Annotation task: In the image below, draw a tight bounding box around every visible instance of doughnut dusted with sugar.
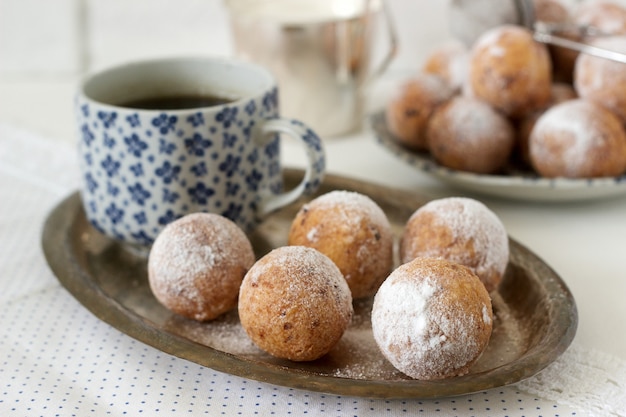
[575,35,626,123]
[148,212,255,322]
[469,25,552,118]
[400,197,509,293]
[529,98,626,178]
[288,190,393,299]
[238,246,353,362]
[426,95,515,174]
[385,73,454,151]
[372,257,493,380]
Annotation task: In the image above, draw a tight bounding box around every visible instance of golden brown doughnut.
[400,197,509,293]
[148,213,255,321]
[426,96,515,174]
[516,82,577,165]
[422,41,470,92]
[288,190,393,299]
[574,35,626,123]
[238,246,353,361]
[574,1,626,35]
[534,0,570,23]
[385,73,455,150]
[372,257,493,380]
[529,98,626,178]
[533,0,577,82]
[469,25,552,118]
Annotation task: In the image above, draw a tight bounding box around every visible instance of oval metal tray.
[41,169,577,399]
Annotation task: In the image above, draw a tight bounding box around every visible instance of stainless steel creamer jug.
[226,0,397,137]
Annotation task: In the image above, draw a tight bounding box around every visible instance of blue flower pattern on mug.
[125,133,148,157]
[152,114,177,134]
[98,111,117,128]
[187,112,204,127]
[184,133,212,156]
[155,161,181,184]
[81,124,95,147]
[216,107,238,128]
[77,85,322,245]
[159,138,176,155]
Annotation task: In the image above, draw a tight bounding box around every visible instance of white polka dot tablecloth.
[1,123,625,417]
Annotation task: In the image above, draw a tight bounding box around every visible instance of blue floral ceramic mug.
[76,57,325,246]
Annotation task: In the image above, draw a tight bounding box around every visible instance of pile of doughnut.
[386,0,626,178]
[147,190,509,380]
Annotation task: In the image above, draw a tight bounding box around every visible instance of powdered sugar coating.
[148,212,255,321]
[422,41,470,92]
[574,1,626,35]
[529,99,626,178]
[469,25,552,118]
[400,197,509,293]
[575,35,626,122]
[426,96,515,174]
[372,257,493,380]
[385,73,455,150]
[288,190,393,299]
[238,246,353,361]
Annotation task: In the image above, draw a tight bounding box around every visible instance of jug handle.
[361,0,398,89]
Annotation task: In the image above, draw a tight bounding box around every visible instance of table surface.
[1,74,626,416]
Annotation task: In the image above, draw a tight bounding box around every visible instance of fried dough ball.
[529,99,626,178]
[385,73,455,150]
[469,25,552,118]
[288,190,393,299]
[574,1,626,35]
[426,96,515,174]
[148,213,255,321]
[422,41,470,92]
[534,0,570,23]
[372,257,493,380]
[400,197,509,293]
[516,83,577,165]
[533,0,577,82]
[574,35,626,123]
[238,246,353,361]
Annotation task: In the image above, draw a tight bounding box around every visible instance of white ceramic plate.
[370,110,626,202]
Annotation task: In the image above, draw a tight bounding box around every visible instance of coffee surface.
[118,94,235,110]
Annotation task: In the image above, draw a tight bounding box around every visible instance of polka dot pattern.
[0,287,581,416]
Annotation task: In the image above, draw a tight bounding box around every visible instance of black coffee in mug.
[118,94,236,110]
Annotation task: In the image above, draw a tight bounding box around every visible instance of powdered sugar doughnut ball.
[533,0,576,82]
[148,213,256,321]
[426,96,515,174]
[400,197,509,293]
[238,246,353,361]
[372,257,493,380]
[469,25,552,118]
[422,41,469,92]
[534,0,570,23]
[575,35,626,122]
[529,99,626,178]
[288,190,393,299]
[574,1,626,35]
[516,83,577,165]
[385,73,455,150]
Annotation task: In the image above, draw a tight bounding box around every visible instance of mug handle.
[254,118,326,217]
